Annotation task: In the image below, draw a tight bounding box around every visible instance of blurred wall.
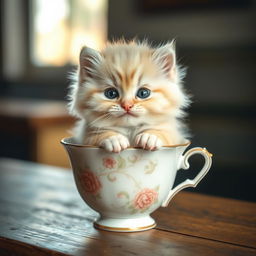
[107,0,256,201]
[108,0,255,48]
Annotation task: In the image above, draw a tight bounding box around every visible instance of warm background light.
[32,0,107,66]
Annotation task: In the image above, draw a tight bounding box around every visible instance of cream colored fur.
[68,40,191,152]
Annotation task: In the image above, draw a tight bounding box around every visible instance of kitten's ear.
[79,46,102,82]
[153,41,177,81]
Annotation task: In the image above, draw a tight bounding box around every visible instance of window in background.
[31,0,107,66]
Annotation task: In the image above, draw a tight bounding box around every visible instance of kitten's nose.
[121,102,133,112]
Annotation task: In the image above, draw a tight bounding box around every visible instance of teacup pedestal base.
[94,216,156,232]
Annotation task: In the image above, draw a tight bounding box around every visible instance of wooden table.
[0,158,255,256]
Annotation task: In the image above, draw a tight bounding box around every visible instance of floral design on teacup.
[78,154,159,213]
[99,155,157,179]
[98,155,157,188]
[117,186,159,214]
[79,169,102,195]
[103,157,117,169]
[134,188,158,210]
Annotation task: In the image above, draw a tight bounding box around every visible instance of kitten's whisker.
[92,113,113,142]
[87,113,110,127]
[91,113,113,136]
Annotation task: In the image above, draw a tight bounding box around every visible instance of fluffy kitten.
[68,40,190,152]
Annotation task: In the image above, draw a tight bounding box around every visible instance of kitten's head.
[69,40,190,127]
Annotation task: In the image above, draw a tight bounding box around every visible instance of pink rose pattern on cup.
[79,155,159,213]
[103,157,116,169]
[79,169,102,195]
[134,188,158,210]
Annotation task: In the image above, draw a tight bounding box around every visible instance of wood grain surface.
[153,192,256,248]
[0,158,255,256]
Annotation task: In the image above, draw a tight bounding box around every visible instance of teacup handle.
[161,147,212,207]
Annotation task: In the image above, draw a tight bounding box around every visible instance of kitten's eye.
[104,88,119,99]
[136,88,151,99]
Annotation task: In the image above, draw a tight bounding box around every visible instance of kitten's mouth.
[121,112,137,117]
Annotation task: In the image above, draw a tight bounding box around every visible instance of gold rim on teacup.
[61,137,191,149]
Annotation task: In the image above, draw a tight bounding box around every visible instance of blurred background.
[0,0,255,201]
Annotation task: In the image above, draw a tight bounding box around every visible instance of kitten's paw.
[100,134,130,153]
[135,133,163,151]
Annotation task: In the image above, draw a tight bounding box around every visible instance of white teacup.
[61,137,212,232]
